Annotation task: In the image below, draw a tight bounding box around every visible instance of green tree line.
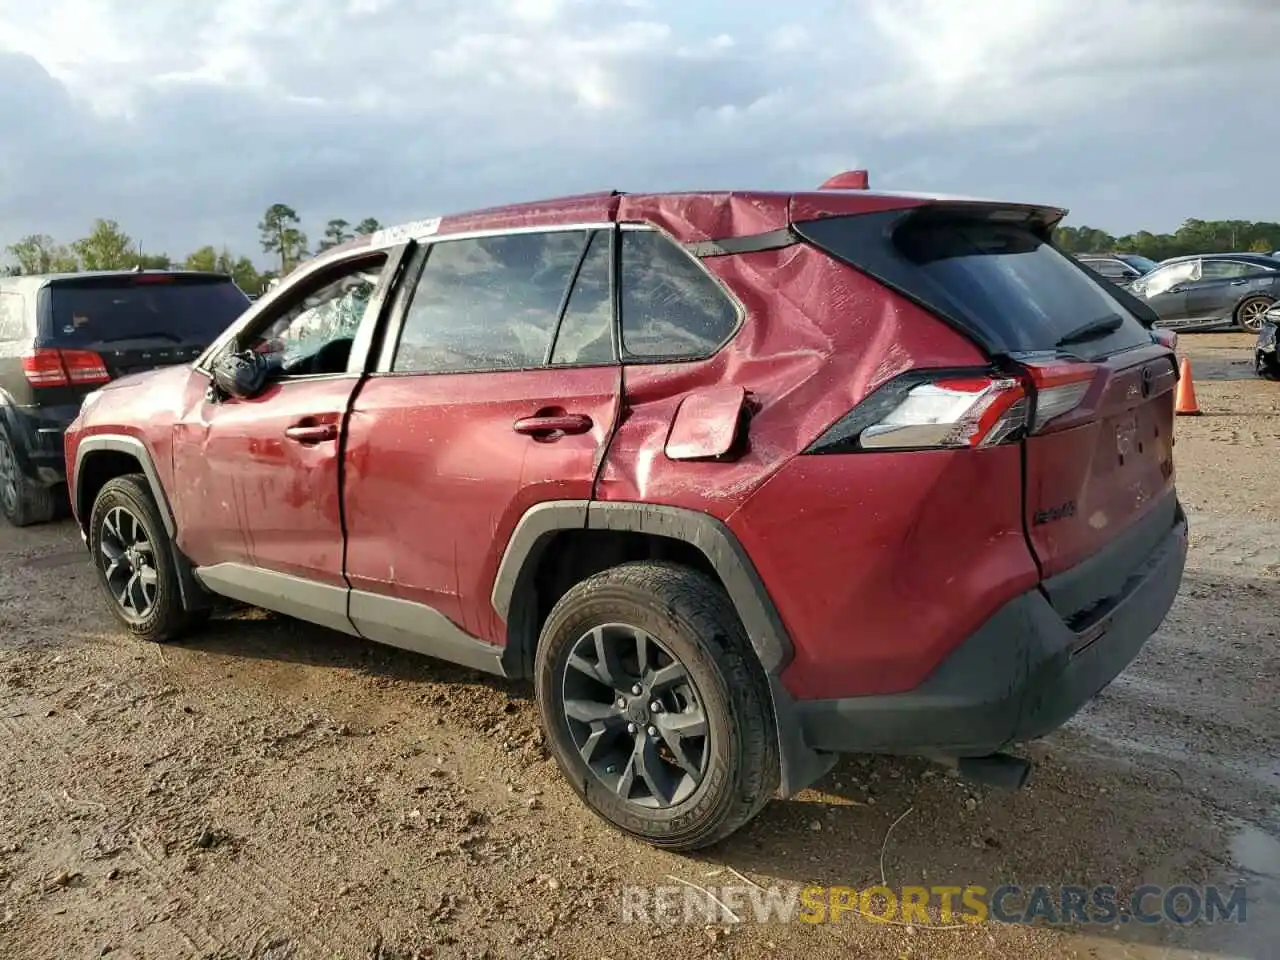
[1053,219,1280,260]
[1,205,382,293]
[7,210,1279,288]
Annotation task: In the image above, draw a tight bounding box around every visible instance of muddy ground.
[1,332,1277,960]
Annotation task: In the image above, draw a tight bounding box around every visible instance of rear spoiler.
[685,199,1069,259]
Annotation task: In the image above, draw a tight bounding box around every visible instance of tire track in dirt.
[0,662,362,958]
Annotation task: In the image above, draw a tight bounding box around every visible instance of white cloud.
[859,0,1279,129]
[0,0,1277,260]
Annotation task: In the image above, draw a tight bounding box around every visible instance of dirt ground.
[1,332,1278,960]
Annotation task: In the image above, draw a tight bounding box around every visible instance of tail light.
[806,362,1098,454]
[1151,328,1177,350]
[22,348,110,388]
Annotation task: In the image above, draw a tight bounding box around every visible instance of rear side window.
[620,230,739,359]
[1085,259,1130,280]
[796,212,1154,359]
[393,230,587,374]
[0,291,25,341]
[48,276,249,346]
[1200,260,1272,280]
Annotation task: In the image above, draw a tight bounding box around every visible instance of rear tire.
[0,424,56,528]
[89,474,194,643]
[1235,296,1274,333]
[534,561,778,850]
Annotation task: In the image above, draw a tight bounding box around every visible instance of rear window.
[48,276,250,346]
[795,211,1154,359]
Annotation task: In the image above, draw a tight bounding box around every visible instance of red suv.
[64,185,1187,849]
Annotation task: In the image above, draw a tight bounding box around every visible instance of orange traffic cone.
[1175,357,1201,416]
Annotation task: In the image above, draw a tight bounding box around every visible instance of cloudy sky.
[1,0,1276,264]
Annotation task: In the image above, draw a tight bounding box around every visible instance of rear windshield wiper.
[1055,314,1124,349]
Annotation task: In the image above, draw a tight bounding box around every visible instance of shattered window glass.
[619,230,739,359]
[249,256,385,370]
[393,231,587,374]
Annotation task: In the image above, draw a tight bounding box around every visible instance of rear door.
[342,226,621,649]
[795,208,1178,588]
[1129,261,1196,327]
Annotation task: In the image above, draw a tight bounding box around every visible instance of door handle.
[284,422,338,444]
[1230,279,1248,286]
[512,413,593,437]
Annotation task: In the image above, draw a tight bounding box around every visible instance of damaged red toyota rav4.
[65,180,1187,850]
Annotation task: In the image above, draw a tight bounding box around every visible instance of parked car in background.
[64,185,1186,849]
[1256,303,1280,380]
[0,271,250,526]
[1127,253,1280,332]
[1077,253,1158,288]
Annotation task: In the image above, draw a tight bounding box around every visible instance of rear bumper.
[2,404,77,486]
[794,503,1187,757]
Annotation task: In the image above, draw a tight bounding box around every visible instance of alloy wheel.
[1240,298,1272,333]
[560,623,710,808]
[99,505,159,620]
[0,434,17,517]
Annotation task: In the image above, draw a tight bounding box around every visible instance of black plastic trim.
[74,435,175,536]
[684,228,798,259]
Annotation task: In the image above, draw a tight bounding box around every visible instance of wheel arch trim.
[490,499,834,796]
[492,500,791,672]
[74,434,176,538]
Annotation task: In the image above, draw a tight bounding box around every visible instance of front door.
[171,251,393,624]
[1133,260,1197,327]
[343,227,620,655]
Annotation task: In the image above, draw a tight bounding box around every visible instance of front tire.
[534,561,779,850]
[0,425,56,528]
[1235,296,1274,333]
[89,474,193,643]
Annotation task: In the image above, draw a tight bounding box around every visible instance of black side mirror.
[209,348,283,402]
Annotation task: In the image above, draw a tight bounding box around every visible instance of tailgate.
[1024,346,1178,583]
[793,204,1182,610]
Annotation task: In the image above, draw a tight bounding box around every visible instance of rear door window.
[1084,259,1129,280]
[393,230,588,374]
[1200,260,1274,280]
[48,276,250,346]
[796,212,1154,359]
